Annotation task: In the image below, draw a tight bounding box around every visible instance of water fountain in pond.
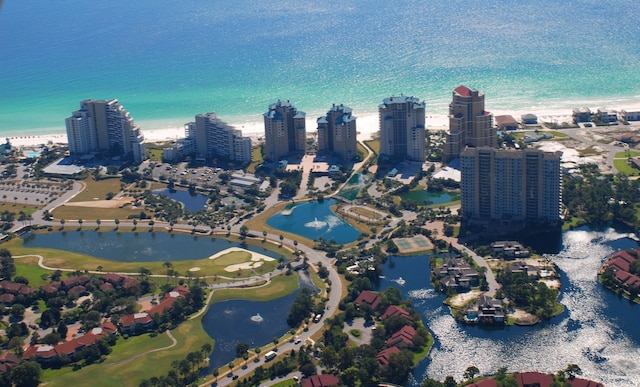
[304,217,327,229]
[394,277,406,286]
[250,313,264,323]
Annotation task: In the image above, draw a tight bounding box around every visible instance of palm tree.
[96,219,101,229]
[279,235,284,246]
[60,218,65,229]
[273,337,279,350]
[294,240,298,252]
[13,196,17,206]
[263,230,267,242]
[228,361,234,375]
[78,218,83,229]
[149,219,154,231]
[163,261,173,282]
[212,368,219,383]
[2,194,6,205]
[114,218,120,229]
[132,219,138,230]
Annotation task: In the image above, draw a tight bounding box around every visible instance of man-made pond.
[202,292,298,370]
[400,190,460,206]
[267,199,360,244]
[153,188,209,212]
[378,227,640,386]
[337,173,368,201]
[21,231,281,262]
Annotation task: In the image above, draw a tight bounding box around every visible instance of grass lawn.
[52,205,143,222]
[271,379,297,387]
[14,255,50,287]
[614,150,640,158]
[0,203,41,216]
[349,206,384,220]
[547,131,569,138]
[70,178,123,202]
[364,139,380,155]
[43,320,212,387]
[209,272,299,303]
[349,329,361,338]
[246,146,264,173]
[613,159,639,176]
[578,146,602,156]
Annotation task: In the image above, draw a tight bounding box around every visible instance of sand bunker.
[64,197,136,209]
[209,247,276,272]
[188,267,201,272]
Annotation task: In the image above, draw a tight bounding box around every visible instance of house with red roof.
[381,305,412,323]
[467,379,497,387]
[354,290,381,311]
[514,371,554,387]
[23,322,115,364]
[302,374,340,387]
[602,249,640,294]
[375,346,400,366]
[386,325,416,349]
[0,352,20,375]
[565,378,603,387]
[0,280,33,296]
[119,286,189,334]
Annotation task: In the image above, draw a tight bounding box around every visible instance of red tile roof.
[608,257,631,272]
[354,290,381,310]
[566,378,604,387]
[611,250,636,264]
[514,372,554,387]
[376,347,401,366]
[468,379,498,387]
[381,305,412,321]
[386,325,416,347]
[302,374,340,387]
[454,85,472,97]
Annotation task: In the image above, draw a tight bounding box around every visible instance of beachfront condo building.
[460,147,562,225]
[317,104,357,162]
[65,99,146,163]
[263,100,306,162]
[182,112,252,163]
[379,95,426,161]
[444,86,495,162]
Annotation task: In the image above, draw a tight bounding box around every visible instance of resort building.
[263,100,306,162]
[379,95,426,161]
[444,86,495,162]
[621,110,640,122]
[65,99,146,162]
[182,112,251,163]
[460,147,562,225]
[316,104,357,162]
[572,107,592,123]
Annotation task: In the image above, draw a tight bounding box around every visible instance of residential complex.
[444,86,495,162]
[263,100,306,162]
[65,99,146,163]
[316,104,358,162]
[379,95,426,161]
[184,112,251,163]
[460,147,562,225]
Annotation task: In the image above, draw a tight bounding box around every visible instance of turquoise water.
[153,188,209,212]
[1,0,640,135]
[267,199,360,244]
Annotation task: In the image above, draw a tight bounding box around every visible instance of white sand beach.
[8,103,640,149]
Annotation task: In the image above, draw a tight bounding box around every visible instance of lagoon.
[378,228,640,386]
[21,231,281,262]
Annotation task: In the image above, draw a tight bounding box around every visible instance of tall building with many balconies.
[263,100,306,162]
[460,147,562,225]
[379,95,426,161]
[183,112,251,163]
[316,104,357,162]
[444,86,495,162]
[65,99,146,163]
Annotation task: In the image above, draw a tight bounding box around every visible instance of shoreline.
[7,103,640,148]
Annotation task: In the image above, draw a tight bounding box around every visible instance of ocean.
[1,0,639,136]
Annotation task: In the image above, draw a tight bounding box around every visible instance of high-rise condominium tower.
[263,100,306,162]
[379,95,426,161]
[65,99,146,163]
[460,147,562,225]
[317,104,357,162]
[184,112,251,163]
[444,86,496,162]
